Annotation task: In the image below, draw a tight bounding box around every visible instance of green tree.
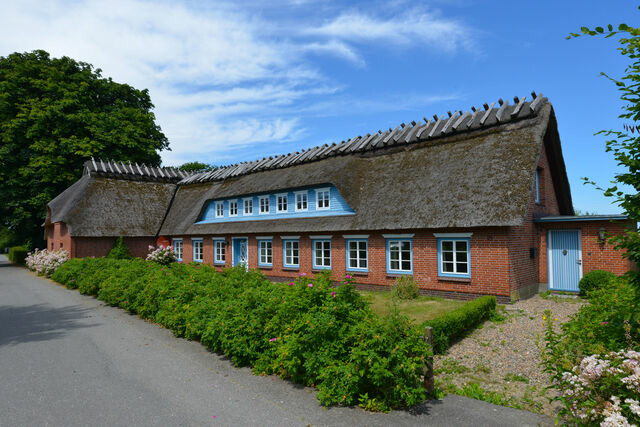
[178,161,216,173]
[570,15,640,308]
[0,50,169,246]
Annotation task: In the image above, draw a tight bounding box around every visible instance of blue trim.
[535,169,540,204]
[213,240,226,265]
[231,237,248,267]
[437,237,471,278]
[192,238,203,263]
[312,239,331,270]
[345,238,368,272]
[282,239,300,269]
[385,238,413,275]
[173,238,183,262]
[257,239,273,267]
[534,215,628,223]
[197,185,355,224]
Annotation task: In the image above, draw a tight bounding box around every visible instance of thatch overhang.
[161,95,574,236]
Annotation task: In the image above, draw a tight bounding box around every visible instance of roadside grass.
[358,290,466,323]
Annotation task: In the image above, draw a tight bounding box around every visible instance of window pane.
[456,263,468,273]
[442,241,453,251]
[455,241,467,252]
[401,241,410,251]
[456,251,467,263]
[350,259,357,268]
[391,260,399,270]
[402,260,411,271]
[359,250,366,260]
[443,251,453,262]
[443,262,454,272]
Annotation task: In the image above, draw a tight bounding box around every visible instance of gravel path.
[434,294,583,417]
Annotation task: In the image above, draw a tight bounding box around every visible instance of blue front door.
[548,230,582,292]
[233,238,248,268]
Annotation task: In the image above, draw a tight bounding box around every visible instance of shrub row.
[578,269,619,297]
[424,295,496,354]
[8,246,28,264]
[51,258,431,410]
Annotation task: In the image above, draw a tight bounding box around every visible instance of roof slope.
[161,95,572,236]
[46,164,180,237]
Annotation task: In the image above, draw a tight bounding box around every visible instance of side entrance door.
[548,229,582,292]
[232,238,249,269]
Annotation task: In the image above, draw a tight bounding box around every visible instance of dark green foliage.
[106,237,132,260]
[178,161,216,173]
[391,275,419,300]
[51,259,431,410]
[578,269,618,297]
[7,246,28,264]
[424,296,496,354]
[0,50,169,246]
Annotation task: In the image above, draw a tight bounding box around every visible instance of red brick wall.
[170,228,513,300]
[538,220,633,283]
[45,224,155,258]
[45,222,73,255]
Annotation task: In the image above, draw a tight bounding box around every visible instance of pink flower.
[601,321,609,325]
[307,283,313,288]
[269,337,278,342]
[345,274,353,279]
[71,279,75,282]
[298,272,306,277]
[287,282,294,286]
[331,292,336,298]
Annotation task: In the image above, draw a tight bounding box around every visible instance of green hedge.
[51,258,431,410]
[424,295,496,354]
[578,269,618,297]
[7,246,28,264]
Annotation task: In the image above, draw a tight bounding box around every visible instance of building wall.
[538,219,633,284]
[45,222,74,255]
[172,227,514,302]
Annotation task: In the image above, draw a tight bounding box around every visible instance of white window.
[295,191,308,212]
[535,169,541,204]
[214,240,225,264]
[347,240,368,271]
[193,239,203,262]
[313,240,331,269]
[259,240,272,265]
[229,200,238,216]
[283,240,299,267]
[244,198,253,215]
[388,240,412,273]
[173,239,183,261]
[259,196,270,214]
[277,194,288,213]
[439,239,470,277]
[316,188,330,210]
[215,202,224,218]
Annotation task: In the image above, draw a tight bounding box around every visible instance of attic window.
[316,188,330,210]
[295,191,308,212]
[229,200,238,216]
[277,194,288,213]
[244,198,253,215]
[259,196,270,214]
[215,202,224,217]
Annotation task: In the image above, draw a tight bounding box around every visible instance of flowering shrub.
[51,260,431,410]
[146,245,177,265]
[25,248,69,277]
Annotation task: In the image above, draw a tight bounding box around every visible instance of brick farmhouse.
[45,94,633,302]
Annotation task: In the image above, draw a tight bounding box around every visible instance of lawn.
[359,290,466,324]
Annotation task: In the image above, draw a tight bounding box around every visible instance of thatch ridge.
[83,158,190,183]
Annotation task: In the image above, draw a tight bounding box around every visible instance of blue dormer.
[196,185,355,224]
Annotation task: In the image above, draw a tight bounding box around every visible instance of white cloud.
[0,0,475,166]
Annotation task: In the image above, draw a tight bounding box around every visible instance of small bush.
[8,246,28,264]
[107,236,132,260]
[146,245,177,265]
[424,295,496,354]
[25,249,69,276]
[391,275,420,300]
[579,269,618,297]
[51,259,431,410]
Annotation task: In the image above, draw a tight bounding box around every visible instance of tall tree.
[178,161,217,173]
[0,50,169,246]
[570,15,640,306]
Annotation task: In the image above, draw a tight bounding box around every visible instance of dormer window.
[244,198,253,215]
[316,188,330,210]
[215,202,224,217]
[229,200,238,216]
[259,196,270,214]
[295,191,308,212]
[277,194,288,213]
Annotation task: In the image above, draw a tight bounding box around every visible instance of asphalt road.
[0,255,551,426]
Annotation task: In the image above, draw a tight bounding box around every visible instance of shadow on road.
[0,303,97,347]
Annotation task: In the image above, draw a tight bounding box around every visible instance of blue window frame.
[386,238,412,274]
[312,239,331,269]
[173,238,183,262]
[345,238,368,272]
[282,239,299,268]
[213,239,225,265]
[192,238,203,263]
[535,169,541,204]
[258,239,273,266]
[215,201,224,218]
[437,237,471,278]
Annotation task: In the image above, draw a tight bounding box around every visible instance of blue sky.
[0,1,635,213]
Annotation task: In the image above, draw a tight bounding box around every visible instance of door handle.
[576,259,582,265]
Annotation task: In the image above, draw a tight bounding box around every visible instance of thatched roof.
[160,94,573,236]
[84,158,189,182]
[46,164,179,237]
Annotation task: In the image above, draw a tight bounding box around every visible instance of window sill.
[386,272,412,278]
[312,268,331,273]
[283,267,300,271]
[437,276,471,283]
[258,265,273,270]
[346,270,368,276]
